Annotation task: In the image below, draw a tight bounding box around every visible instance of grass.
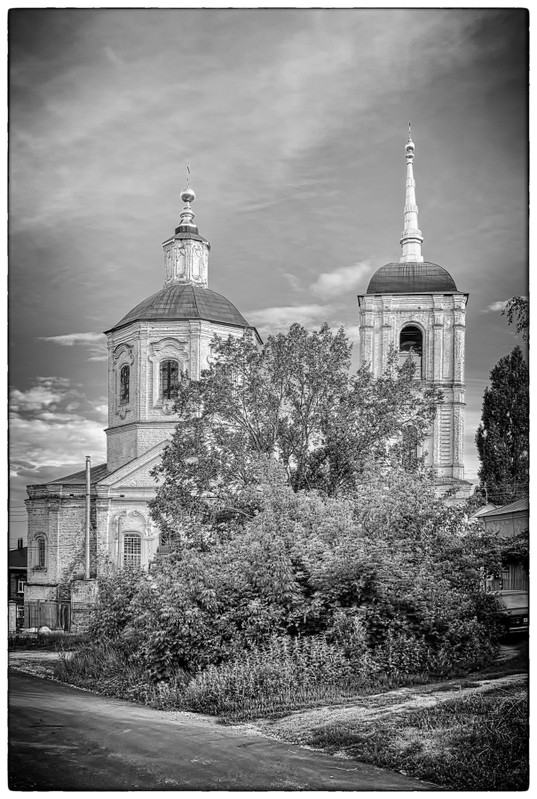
[300,684,528,791]
[31,632,530,791]
[8,632,88,651]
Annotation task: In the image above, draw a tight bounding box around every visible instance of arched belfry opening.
[399,324,423,376]
[399,324,423,355]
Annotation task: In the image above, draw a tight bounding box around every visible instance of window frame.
[34,535,47,570]
[160,358,180,402]
[119,363,130,405]
[123,533,142,569]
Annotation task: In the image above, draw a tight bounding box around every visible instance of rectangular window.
[37,537,46,569]
[161,360,179,401]
[17,578,26,594]
[120,364,130,405]
[123,535,141,568]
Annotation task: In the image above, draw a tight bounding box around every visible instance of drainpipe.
[85,456,91,580]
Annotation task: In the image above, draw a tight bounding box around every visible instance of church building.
[357,129,471,500]
[24,187,260,628]
[24,131,471,629]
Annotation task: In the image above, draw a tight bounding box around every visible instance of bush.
[182,634,375,717]
[54,637,189,708]
[62,466,502,715]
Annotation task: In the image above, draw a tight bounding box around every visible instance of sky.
[8,7,528,546]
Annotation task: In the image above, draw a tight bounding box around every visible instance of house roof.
[469,502,498,520]
[48,463,110,486]
[479,497,529,518]
[9,547,27,568]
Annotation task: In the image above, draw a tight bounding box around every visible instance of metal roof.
[9,547,27,568]
[48,463,110,486]
[107,284,252,333]
[366,261,458,294]
[480,497,529,518]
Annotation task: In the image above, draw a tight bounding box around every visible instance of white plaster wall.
[357,292,467,480]
[106,319,249,472]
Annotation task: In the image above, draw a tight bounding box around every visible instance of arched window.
[35,535,46,569]
[119,364,130,405]
[123,534,141,568]
[399,325,423,377]
[160,359,179,401]
[399,325,423,355]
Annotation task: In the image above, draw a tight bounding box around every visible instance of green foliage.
[54,638,188,707]
[65,323,506,720]
[475,345,528,505]
[77,461,500,714]
[502,295,528,341]
[497,529,528,568]
[88,566,146,640]
[150,324,440,544]
[182,635,366,717]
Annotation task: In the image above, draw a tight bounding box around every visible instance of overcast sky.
[8,8,528,545]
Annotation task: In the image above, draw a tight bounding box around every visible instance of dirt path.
[253,671,528,743]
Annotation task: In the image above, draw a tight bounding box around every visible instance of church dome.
[366,261,458,294]
[107,283,252,333]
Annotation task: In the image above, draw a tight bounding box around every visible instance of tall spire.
[399,123,424,263]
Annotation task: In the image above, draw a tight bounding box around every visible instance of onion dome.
[366,261,458,294]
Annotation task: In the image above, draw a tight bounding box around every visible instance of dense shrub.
[182,635,371,717]
[64,464,502,714]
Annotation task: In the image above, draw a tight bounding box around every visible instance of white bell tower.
[357,128,471,499]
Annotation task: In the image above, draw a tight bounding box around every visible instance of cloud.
[247,304,335,335]
[9,377,107,475]
[9,377,108,541]
[341,325,362,343]
[310,262,373,298]
[482,300,508,313]
[37,331,107,361]
[283,272,301,291]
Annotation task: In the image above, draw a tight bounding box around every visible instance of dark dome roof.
[366,261,458,294]
[107,283,252,332]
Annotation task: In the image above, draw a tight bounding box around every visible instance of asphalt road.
[8,670,433,791]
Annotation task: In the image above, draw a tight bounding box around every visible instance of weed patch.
[303,686,528,791]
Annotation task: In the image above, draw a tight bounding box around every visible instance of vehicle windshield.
[499,592,528,610]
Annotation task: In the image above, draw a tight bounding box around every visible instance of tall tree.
[150,323,441,545]
[475,345,529,505]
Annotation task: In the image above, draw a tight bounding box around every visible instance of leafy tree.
[150,323,441,544]
[475,345,529,505]
[89,461,500,680]
[503,295,528,340]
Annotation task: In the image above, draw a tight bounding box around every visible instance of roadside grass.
[52,635,471,716]
[43,635,529,791]
[300,685,528,791]
[8,632,88,651]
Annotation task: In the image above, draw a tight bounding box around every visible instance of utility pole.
[85,456,91,580]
